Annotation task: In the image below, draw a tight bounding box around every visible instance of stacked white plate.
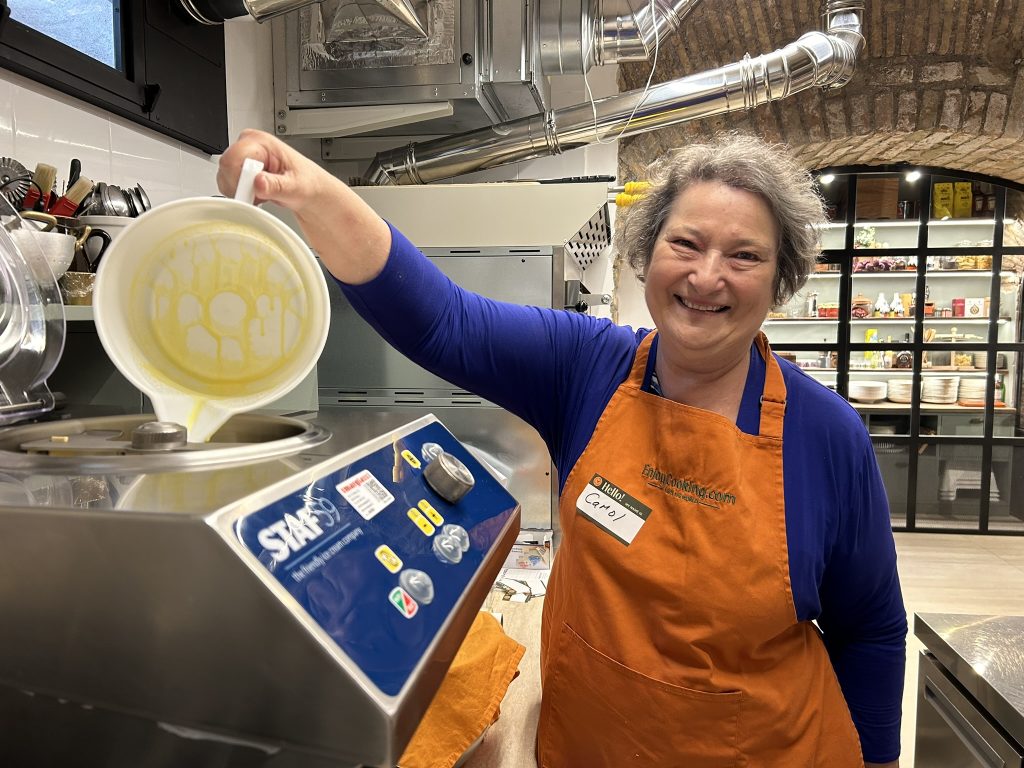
[887,379,914,403]
[973,352,988,369]
[921,376,959,403]
[849,380,888,403]
[958,378,987,400]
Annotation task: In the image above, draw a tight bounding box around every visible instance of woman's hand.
[217,129,391,285]
[217,128,327,209]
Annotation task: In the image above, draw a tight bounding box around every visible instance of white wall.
[0,70,219,207]
[0,18,276,210]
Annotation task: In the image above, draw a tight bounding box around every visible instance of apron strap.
[627,331,788,440]
[755,332,787,440]
[627,331,657,389]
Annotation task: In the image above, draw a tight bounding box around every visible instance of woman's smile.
[677,295,730,313]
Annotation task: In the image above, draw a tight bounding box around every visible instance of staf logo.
[257,502,331,564]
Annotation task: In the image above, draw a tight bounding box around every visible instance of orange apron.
[538,332,864,767]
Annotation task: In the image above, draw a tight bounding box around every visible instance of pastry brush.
[21,163,56,211]
[49,176,94,216]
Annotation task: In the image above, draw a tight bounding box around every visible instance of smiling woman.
[215,129,908,767]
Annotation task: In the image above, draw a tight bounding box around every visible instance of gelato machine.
[0,203,520,766]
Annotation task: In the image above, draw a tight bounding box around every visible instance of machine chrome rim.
[0,413,332,473]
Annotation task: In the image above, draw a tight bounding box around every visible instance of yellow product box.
[953,182,973,218]
[932,182,954,219]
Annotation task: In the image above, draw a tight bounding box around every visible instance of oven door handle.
[924,672,1007,768]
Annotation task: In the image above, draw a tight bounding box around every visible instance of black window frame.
[0,1,228,155]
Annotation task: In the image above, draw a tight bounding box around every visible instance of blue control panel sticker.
[234,422,517,696]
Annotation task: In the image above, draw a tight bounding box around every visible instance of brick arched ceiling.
[617,0,1024,184]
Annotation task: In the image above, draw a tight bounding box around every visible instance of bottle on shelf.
[806,292,818,318]
[895,332,913,369]
[883,337,894,368]
[874,292,889,318]
[864,328,878,366]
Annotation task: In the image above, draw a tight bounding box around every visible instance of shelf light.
[819,173,835,185]
[905,170,922,183]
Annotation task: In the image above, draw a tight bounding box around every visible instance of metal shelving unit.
[765,167,1024,535]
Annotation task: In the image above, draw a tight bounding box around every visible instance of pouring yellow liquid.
[129,220,310,403]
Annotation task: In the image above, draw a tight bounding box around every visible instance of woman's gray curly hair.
[620,133,826,308]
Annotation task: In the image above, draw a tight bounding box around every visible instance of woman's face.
[644,181,780,367]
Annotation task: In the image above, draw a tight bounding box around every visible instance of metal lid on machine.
[0,193,65,425]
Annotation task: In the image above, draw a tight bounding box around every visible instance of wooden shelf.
[766,317,1009,324]
[805,368,1011,375]
[851,402,1015,413]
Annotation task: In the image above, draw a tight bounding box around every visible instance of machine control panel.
[232,420,517,697]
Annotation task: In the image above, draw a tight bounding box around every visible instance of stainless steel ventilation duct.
[365,0,865,185]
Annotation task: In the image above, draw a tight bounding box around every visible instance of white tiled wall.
[0,16,285,206]
[0,68,219,207]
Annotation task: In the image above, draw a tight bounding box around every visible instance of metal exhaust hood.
[180,0,866,183]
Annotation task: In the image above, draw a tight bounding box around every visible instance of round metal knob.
[131,421,188,451]
[423,451,475,503]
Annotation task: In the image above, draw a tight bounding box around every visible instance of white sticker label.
[337,469,394,521]
[575,477,649,546]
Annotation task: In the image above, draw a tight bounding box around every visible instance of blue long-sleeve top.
[340,223,907,763]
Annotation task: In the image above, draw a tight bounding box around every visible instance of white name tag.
[575,475,650,546]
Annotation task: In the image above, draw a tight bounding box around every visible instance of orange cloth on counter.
[398,611,526,768]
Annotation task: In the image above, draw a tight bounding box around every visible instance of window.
[0,1,228,154]
[8,0,121,69]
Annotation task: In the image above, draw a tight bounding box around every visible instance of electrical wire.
[583,0,662,145]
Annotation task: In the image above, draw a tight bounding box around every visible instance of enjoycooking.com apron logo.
[641,464,737,509]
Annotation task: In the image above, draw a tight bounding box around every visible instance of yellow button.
[418,499,443,526]
[407,508,435,536]
[401,449,421,469]
[375,545,403,574]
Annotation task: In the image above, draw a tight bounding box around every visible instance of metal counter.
[914,613,1024,767]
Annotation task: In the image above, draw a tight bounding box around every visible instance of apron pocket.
[538,623,744,768]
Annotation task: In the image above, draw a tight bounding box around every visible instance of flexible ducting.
[366,0,865,185]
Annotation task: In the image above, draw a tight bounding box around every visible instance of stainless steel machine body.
[914,613,1024,767]
[0,411,520,767]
